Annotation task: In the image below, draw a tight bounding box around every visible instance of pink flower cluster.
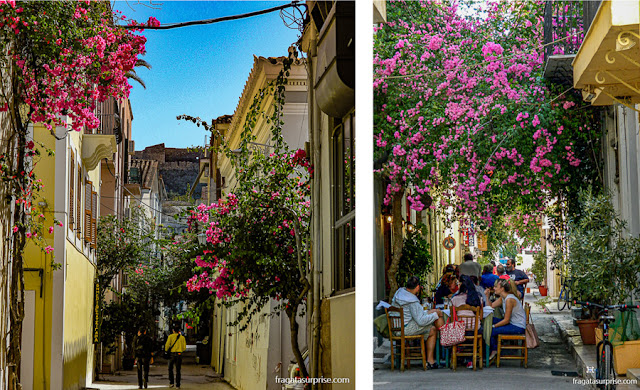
[374,0,589,227]
[6,3,149,132]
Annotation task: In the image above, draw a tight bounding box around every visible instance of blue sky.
[114,1,301,150]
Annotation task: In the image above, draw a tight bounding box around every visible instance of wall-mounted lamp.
[385,215,393,224]
[406,222,415,233]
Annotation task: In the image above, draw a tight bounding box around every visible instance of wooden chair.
[385,306,427,371]
[450,305,483,371]
[497,302,530,368]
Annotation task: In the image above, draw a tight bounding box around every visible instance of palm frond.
[126,70,146,89]
[135,58,152,70]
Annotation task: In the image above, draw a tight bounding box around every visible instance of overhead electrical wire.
[379,33,583,81]
[122,1,306,31]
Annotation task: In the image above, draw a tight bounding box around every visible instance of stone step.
[627,368,640,387]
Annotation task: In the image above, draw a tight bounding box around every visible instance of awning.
[573,0,640,108]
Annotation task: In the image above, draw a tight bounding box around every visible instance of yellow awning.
[573,0,640,107]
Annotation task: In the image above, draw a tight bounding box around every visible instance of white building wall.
[604,105,640,238]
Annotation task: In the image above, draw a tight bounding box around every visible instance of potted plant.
[531,251,547,296]
[396,222,433,295]
[563,189,640,347]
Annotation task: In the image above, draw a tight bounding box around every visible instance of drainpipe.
[306,26,322,386]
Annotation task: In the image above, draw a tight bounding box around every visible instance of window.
[84,181,97,248]
[332,110,355,291]
[69,151,75,230]
[92,190,97,248]
[85,180,92,244]
[77,165,82,239]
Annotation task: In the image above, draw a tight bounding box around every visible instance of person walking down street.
[459,253,482,279]
[506,258,530,299]
[391,276,445,369]
[165,325,187,388]
[133,326,153,389]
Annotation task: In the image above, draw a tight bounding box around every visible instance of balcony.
[572,1,640,107]
[543,1,600,85]
[87,97,122,144]
[306,1,355,118]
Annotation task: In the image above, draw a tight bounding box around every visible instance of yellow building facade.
[22,121,115,389]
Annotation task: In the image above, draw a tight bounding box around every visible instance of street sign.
[93,281,101,344]
[477,231,487,251]
[443,236,456,250]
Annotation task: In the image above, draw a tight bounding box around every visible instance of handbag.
[164,334,181,359]
[439,307,466,347]
[525,311,539,349]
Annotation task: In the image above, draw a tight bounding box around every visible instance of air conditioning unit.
[127,140,135,155]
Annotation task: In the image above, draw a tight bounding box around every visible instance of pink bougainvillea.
[6,2,147,132]
[374,0,601,230]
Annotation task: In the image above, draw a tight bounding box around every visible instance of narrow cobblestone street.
[374,284,581,390]
[89,346,234,390]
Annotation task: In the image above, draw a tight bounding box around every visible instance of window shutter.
[77,166,82,238]
[69,152,74,228]
[91,188,97,248]
[85,180,92,243]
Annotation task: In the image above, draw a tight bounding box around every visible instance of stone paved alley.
[89,346,234,390]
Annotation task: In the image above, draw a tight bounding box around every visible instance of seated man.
[481,264,499,289]
[392,276,445,369]
[496,264,510,280]
[506,258,530,299]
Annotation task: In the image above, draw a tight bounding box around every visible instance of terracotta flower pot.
[576,319,599,345]
[538,285,548,296]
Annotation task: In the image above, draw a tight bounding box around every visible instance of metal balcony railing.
[543,1,586,61]
[543,1,602,85]
[87,97,122,143]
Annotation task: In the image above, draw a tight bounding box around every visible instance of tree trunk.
[287,306,309,379]
[8,110,27,390]
[387,190,404,300]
